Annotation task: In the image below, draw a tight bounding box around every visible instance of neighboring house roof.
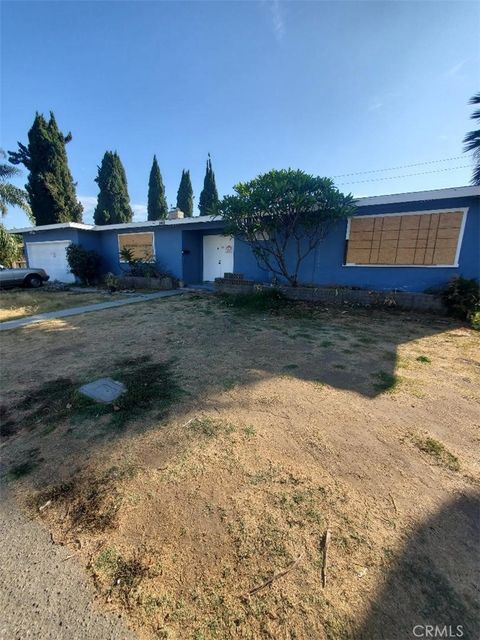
[9,186,479,234]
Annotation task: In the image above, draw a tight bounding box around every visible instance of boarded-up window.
[346,211,464,266]
[118,233,155,262]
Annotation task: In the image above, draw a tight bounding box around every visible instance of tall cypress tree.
[8,112,83,225]
[147,155,168,220]
[176,169,193,217]
[94,151,133,225]
[198,154,219,216]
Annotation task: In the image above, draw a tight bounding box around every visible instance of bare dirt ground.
[0,287,112,322]
[1,293,479,640]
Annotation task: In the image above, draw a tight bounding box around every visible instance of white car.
[0,264,50,289]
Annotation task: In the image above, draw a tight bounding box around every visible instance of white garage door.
[26,241,75,283]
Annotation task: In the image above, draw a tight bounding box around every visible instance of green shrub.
[218,288,289,313]
[0,223,23,267]
[470,310,480,331]
[104,272,119,292]
[66,244,102,285]
[442,277,480,325]
[119,247,156,277]
[119,247,177,283]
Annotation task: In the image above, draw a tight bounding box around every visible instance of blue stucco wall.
[20,228,79,267]
[21,228,80,246]
[14,195,478,292]
[96,225,184,278]
[235,195,479,292]
[182,225,239,283]
[96,221,224,280]
[182,230,203,284]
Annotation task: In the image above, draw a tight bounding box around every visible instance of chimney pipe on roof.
[168,208,185,220]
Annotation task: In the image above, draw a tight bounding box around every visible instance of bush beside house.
[66,244,102,285]
[442,276,480,327]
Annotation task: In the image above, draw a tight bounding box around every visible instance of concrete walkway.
[0,290,184,331]
[0,484,137,640]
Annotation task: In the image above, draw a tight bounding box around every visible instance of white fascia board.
[10,216,219,234]
[355,185,479,207]
[10,222,94,233]
[94,215,219,231]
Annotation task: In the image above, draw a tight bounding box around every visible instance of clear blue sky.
[1,0,478,228]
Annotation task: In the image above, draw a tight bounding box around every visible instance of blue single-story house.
[10,185,479,293]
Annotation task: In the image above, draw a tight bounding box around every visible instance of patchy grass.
[35,466,135,534]
[0,288,112,322]
[93,546,151,608]
[7,448,43,480]
[110,356,184,428]
[0,405,17,437]
[414,436,460,471]
[5,356,183,437]
[95,546,119,572]
[1,295,478,639]
[372,370,400,393]
[218,289,290,314]
[8,459,40,479]
[416,355,431,363]
[188,417,234,438]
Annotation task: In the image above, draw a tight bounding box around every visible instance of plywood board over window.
[345,210,466,267]
[118,232,155,262]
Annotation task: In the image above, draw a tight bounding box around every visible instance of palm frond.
[463,129,480,156]
[0,183,33,220]
[471,161,480,186]
[0,162,20,180]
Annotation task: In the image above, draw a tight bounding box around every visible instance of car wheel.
[25,274,43,288]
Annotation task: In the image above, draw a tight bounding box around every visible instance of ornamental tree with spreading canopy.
[216,169,356,287]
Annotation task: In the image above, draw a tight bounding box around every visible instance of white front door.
[203,235,234,281]
[26,241,75,283]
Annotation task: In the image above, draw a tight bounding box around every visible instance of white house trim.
[355,185,479,207]
[97,215,217,232]
[10,215,217,234]
[26,239,75,245]
[13,222,94,233]
[344,207,468,268]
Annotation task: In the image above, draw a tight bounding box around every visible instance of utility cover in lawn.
[79,378,126,404]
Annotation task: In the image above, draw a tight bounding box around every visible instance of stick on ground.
[321,528,332,589]
[245,553,304,597]
[389,493,398,514]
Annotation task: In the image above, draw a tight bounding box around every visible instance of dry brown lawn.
[0,287,113,322]
[1,292,479,640]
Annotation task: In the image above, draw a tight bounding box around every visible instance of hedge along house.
[11,185,480,292]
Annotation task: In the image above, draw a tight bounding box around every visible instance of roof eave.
[8,186,479,234]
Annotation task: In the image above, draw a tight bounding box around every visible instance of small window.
[345,210,464,266]
[118,232,155,262]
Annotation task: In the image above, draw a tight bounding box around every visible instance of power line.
[338,165,471,186]
[333,156,464,178]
